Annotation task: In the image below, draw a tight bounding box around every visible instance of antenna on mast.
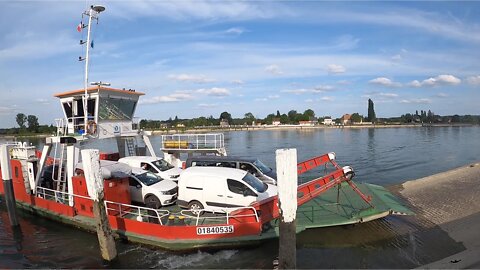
[79,4,105,134]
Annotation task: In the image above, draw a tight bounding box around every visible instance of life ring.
[86,120,97,135]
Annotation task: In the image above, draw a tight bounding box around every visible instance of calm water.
[1,126,479,268]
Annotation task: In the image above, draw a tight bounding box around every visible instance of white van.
[118,156,182,182]
[177,167,278,214]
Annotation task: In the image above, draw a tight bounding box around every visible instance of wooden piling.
[276,148,298,269]
[81,149,117,262]
[0,144,19,227]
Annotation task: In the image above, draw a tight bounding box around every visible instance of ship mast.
[79,5,105,133]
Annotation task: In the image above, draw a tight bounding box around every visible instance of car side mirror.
[136,184,142,189]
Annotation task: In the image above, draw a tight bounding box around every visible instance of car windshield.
[151,159,174,172]
[242,173,267,193]
[253,159,272,174]
[135,171,162,186]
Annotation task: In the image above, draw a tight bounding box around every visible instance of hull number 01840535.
[196,225,234,235]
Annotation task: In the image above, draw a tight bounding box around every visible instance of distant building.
[176,123,185,128]
[272,118,281,126]
[322,117,333,125]
[341,114,352,125]
[220,119,230,127]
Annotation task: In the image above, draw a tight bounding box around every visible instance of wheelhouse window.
[98,98,136,120]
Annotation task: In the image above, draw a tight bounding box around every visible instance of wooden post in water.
[0,144,19,227]
[276,148,298,269]
[81,149,117,262]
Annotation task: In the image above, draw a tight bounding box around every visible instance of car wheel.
[188,201,204,215]
[145,195,161,209]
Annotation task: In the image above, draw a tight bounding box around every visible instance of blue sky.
[1,1,480,127]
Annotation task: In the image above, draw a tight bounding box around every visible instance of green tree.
[350,113,363,123]
[280,114,289,124]
[367,99,376,122]
[276,110,281,118]
[264,113,276,124]
[244,112,255,125]
[220,111,232,124]
[16,113,27,129]
[27,115,39,132]
[287,110,297,123]
[303,109,315,118]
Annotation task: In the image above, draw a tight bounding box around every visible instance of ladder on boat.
[52,143,68,193]
[125,137,136,156]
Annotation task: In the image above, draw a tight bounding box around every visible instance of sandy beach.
[399,162,480,269]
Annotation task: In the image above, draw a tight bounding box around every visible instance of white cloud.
[281,89,309,94]
[391,54,402,61]
[226,27,246,35]
[254,97,268,102]
[168,74,216,83]
[435,93,449,98]
[337,80,351,85]
[268,95,280,99]
[0,106,15,115]
[379,92,399,98]
[139,93,194,104]
[407,80,422,88]
[326,64,346,74]
[400,98,431,104]
[197,103,217,108]
[196,87,231,96]
[109,1,290,21]
[369,77,402,87]
[265,64,283,75]
[466,75,480,85]
[408,74,461,88]
[313,85,334,92]
[305,99,314,103]
[36,98,50,104]
[320,96,334,101]
[0,34,77,61]
[232,79,244,85]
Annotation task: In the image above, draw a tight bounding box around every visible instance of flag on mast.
[90,40,94,49]
[77,22,82,32]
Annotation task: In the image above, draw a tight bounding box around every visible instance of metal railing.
[35,187,259,227]
[104,200,170,225]
[35,186,91,205]
[160,133,225,151]
[180,206,259,226]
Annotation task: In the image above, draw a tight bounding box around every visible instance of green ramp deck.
[272,182,413,231]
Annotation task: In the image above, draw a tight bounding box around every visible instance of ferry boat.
[0,5,412,251]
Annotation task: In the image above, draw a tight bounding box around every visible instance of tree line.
[139,109,321,129]
[0,113,56,135]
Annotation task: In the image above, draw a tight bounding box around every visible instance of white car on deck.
[177,167,278,214]
[128,168,178,209]
[118,156,182,182]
